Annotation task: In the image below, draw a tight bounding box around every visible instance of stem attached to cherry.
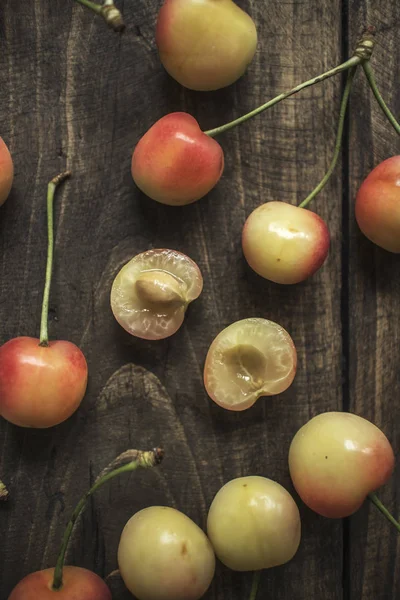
[299,66,357,209]
[51,447,164,591]
[39,172,71,347]
[368,492,400,533]
[362,61,400,136]
[73,0,125,32]
[204,28,375,138]
[249,571,261,600]
[0,479,9,501]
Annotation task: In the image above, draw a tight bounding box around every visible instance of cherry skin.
[289,412,395,518]
[132,113,224,206]
[242,201,330,284]
[355,156,400,253]
[156,0,257,91]
[0,337,88,428]
[0,137,14,206]
[8,566,111,600]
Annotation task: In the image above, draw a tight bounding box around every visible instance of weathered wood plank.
[0,1,343,598]
[347,3,400,599]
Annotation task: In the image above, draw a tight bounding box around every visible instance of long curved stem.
[299,66,357,209]
[52,448,164,591]
[73,0,125,32]
[362,61,400,135]
[39,172,71,347]
[204,27,375,138]
[368,492,400,533]
[249,571,261,600]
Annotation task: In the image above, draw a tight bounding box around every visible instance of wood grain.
[1,0,395,599]
[347,3,400,600]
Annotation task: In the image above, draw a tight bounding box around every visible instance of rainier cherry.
[207,476,301,571]
[118,506,215,600]
[156,0,257,91]
[111,248,203,340]
[204,318,297,411]
[0,173,88,428]
[0,137,14,206]
[355,156,400,253]
[289,412,395,519]
[132,113,224,206]
[242,202,330,284]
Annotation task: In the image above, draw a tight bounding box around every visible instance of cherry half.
[8,448,164,599]
[0,173,88,428]
[289,412,398,525]
[355,156,400,253]
[0,136,14,206]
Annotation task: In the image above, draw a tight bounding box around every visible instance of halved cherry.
[204,318,297,411]
[111,249,203,340]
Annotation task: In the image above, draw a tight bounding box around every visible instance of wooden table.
[0,1,399,599]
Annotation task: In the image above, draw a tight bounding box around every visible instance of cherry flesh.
[355,156,400,253]
[0,137,14,206]
[156,0,257,91]
[242,201,330,284]
[8,566,111,600]
[132,113,224,206]
[289,412,395,518]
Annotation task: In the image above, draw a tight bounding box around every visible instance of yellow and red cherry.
[0,137,14,206]
[207,476,301,571]
[0,173,87,428]
[204,318,297,411]
[118,506,216,600]
[355,156,400,253]
[132,113,224,206]
[289,412,395,518]
[8,567,111,600]
[242,202,330,284]
[156,0,257,91]
[111,248,203,340]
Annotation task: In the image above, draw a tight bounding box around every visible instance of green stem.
[39,172,71,347]
[205,27,375,138]
[368,492,400,533]
[73,0,125,32]
[299,66,357,209]
[362,61,400,135]
[52,448,164,591]
[249,571,261,600]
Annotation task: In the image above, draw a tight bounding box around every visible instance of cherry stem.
[249,571,261,600]
[204,27,375,138]
[368,492,400,533]
[73,0,125,32]
[39,172,71,347]
[362,61,400,135]
[51,448,164,591]
[299,66,357,209]
[0,479,9,501]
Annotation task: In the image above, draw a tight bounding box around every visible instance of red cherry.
[132,112,224,206]
[8,567,111,600]
[355,156,400,253]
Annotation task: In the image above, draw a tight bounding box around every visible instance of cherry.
[355,156,400,253]
[0,172,87,428]
[289,412,395,519]
[7,448,163,599]
[0,137,14,206]
[132,113,224,206]
[242,202,330,284]
[156,0,257,91]
[118,506,215,600]
[207,476,301,572]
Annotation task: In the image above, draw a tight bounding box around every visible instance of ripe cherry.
[156,0,257,91]
[242,202,330,284]
[132,113,224,206]
[0,137,14,206]
[289,412,395,519]
[355,156,400,253]
[0,173,88,428]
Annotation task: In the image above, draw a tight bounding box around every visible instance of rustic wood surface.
[0,1,398,599]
